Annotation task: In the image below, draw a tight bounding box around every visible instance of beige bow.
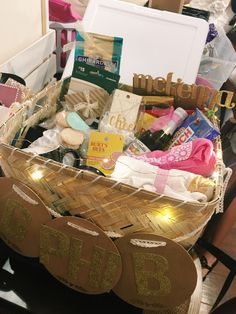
[74,91,99,119]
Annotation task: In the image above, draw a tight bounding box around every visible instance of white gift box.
[0,0,56,92]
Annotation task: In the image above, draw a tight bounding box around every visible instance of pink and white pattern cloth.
[135,138,217,177]
[111,156,215,202]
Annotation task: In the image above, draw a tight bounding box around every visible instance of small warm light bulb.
[162,213,172,222]
[31,170,43,181]
[154,208,173,222]
[103,158,109,164]
[211,171,219,180]
[216,150,222,159]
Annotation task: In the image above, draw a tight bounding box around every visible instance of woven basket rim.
[0,142,222,207]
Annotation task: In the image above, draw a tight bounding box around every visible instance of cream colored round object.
[56,111,69,128]
[60,128,84,149]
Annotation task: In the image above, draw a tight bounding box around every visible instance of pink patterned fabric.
[135,138,217,176]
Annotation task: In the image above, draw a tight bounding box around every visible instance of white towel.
[111,156,214,202]
[22,127,62,155]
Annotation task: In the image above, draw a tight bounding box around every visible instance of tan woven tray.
[0,80,226,248]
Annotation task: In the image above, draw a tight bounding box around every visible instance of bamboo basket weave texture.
[0,80,225,248]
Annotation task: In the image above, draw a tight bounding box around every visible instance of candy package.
[169,108,220,148]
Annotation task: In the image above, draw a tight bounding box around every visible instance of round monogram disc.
[113,233,197,311]
[40,217,122,294]
[0,177,52,257]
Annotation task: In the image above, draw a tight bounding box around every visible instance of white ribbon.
[74,91,99,119]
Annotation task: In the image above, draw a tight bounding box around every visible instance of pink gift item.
[49,0,82,22]
[149,107,174,132]
[135,138,217,177]
[0,84,22,107]
[49,0,82,69]
[195,75,214,89]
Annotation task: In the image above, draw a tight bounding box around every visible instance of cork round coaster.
[0,177,52,257]
[40,216,122,294]
[113,233,197,311]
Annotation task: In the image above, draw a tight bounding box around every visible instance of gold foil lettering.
[211,90,235,109]
[68,237,89,281]
[178,83,192,99]
[109,114,134,131]
[101,251,121,291]
[146,75,153,94]
[165,72,173,95]
[133,74,140,92]
[109,115,116,127]
[170,78,183,98]
[153,77,166,94]
[140,75,147,90]
[89,246,105,289]
[195,86,213,109]
[89,246,121,290]
[40,224,70,266]
[133,252,171,297]
[0,199,31,243]
[132,72,235,110]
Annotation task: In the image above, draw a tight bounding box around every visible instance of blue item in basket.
[67,112,90,132]
[169,108,220,147]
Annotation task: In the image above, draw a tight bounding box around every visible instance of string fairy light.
[153,205,176,223]
[161,212,173,222]
[30,169,43,181]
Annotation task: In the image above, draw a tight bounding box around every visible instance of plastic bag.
[198,26,236,89]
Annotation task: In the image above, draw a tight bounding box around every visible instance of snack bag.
[169,108,220,148]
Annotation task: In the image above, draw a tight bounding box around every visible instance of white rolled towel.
[111,156,215,202]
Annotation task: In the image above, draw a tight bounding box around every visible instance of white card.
[107,89,142,132]
[0,106,12,126]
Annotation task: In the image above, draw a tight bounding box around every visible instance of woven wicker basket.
[0,80,226,248]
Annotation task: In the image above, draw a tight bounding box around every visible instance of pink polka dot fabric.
[135,138,217,177]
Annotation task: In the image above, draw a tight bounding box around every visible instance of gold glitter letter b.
[133,252,171,297]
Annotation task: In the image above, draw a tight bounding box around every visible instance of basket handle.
[216,166,233,213]
[130,238,166,248]
[12,184,39,205]
[67,221,99,236]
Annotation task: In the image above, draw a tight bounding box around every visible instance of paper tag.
[86,131,124,175]
[107,90,142,132]
[63,41,76,53]
[0,106,12,126]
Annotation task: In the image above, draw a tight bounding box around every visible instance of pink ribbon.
[154,168,169,194]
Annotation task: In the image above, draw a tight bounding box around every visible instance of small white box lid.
[82,0,209,85]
